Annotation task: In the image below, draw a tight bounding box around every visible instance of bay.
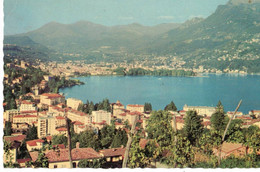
[59,74,260,114]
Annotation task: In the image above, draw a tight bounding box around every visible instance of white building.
[19,100,37,112]
[183,104,216,117]
[37,115,56,138]
[92,110,111,125]
[66,98,83,110]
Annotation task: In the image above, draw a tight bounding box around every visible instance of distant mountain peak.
[228,0,260,5]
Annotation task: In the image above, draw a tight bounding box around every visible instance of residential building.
[183,104,216,117]
[37,115,56,138]
[92,110,111,125]
[55,116,66,128]
[249,110,260,118]
[55,127,68,136]
[73,121,87,134]
[40,93,65,106]
[19,100,37,112]
[4,109,20,122]
[3,135,26,164]
[126,104,144,113]
[13,114,38,126]
[29,147,102,168]
[213,142,246,159]
[66,98,83,110]
[26,139,44,152]
[99,147,125,163]
[67,109,91,125]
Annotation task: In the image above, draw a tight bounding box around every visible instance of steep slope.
[19,21,180,53]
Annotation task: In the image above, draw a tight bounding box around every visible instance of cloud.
[118,16,134,20]
[157,16,175,20]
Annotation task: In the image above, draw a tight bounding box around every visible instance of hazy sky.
[4,0,229,35]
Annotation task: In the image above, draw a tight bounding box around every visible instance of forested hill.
[4,0,260,73]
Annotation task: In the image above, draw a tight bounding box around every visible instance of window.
[54,165,57,168]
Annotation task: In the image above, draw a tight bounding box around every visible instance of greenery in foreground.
[113,67,195,77]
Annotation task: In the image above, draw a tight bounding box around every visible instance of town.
[3,59,260,168]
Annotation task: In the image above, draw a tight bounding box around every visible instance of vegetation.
[78,158,106,168]
[26,124,38,141]
[127,68,195,77]
[164,101,177,111]
[146,110,173,148]
[78,98,111,114]
[144,102,152,112]
[51,135,68,146]
[48,76,84,93]
[4,121,13,136]
[183,110,204,145]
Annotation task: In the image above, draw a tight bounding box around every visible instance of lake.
[59,74,260,114]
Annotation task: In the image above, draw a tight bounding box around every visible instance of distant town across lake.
[59,73,260,114]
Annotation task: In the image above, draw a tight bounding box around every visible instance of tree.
[4,121,12,136]
[164,101,177,111]
[166,134,194,168]
[111,129,128,148]
[145,110,173,148]
[51,134,68,146]
[4,140,20,168]
[26,124,38,140]
[144,103,152,112]
[33,150,49,168]
[78,158,106,168]
[128,136,150,168]
[79,130,101,151]
[183,110,204,145]
[17,140,30,159]
[99,125,115,148]
[225,119,245,143]
[211,101,226,132]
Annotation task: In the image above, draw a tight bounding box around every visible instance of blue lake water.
[59,74,260,114]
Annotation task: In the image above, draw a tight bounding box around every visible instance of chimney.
[76,142,80,149]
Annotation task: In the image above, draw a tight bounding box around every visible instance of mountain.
[3,36,51,62]
[16,21,180,53]
[145,1,260,72]
[4,0,260,72]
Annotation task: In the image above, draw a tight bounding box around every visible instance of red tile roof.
[69,109,89,116]
[56,127,67,132]
[17,158,31,164]
[13,114,37,118]
[56,116,65,120]
[41,93,64,99]
[129,111,143,116]
[53,144,66,149]
[127,104,144,108]
[46,136,52,141]
[119,113,127,116]
[251,110,260,113]
[139,139,159,149]
[21,100,34,104]
[221,142,244,154]
[202,121,211,126]
[99,148,126,157]
[20,110,37,114]
[26,139,44,146]
[4,135,26,143]
[30,148,101,162]
[73,121,84,125]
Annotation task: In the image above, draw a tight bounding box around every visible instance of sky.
[4,0,229,35]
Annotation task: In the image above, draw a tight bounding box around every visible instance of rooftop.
[99,147,125,157]
[26,139,44,147]
[30,148,101,162]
